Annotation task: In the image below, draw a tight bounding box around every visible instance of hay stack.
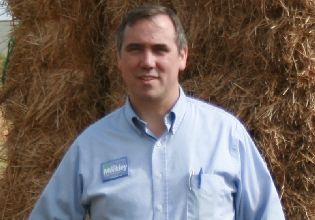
[0,0,314,219]
[0,0,110,218]
[180,1,315,219]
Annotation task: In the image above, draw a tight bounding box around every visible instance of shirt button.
[156,173,162,179]
[156,205,163,212]
[156,142,162,147]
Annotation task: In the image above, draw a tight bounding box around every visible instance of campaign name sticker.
[101,157,128,182]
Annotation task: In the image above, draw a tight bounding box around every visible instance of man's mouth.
[138,75,158,81]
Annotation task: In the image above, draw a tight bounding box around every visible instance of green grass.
[0,55,3,71]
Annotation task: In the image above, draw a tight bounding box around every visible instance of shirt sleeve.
[234,122,285,220]
[28,142,86,220]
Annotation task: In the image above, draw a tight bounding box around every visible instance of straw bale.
[7,0,94,21]
[179,0,315,219]
[0,0,110,218]
[0,0,314,219]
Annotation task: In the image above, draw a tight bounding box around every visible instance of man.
[29,4,285,220]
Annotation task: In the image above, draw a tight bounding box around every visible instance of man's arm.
[234,123,285,220]
[29,142,86,219]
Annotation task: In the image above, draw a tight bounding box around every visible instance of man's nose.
[141,50,155,68]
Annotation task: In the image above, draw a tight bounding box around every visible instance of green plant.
[0,54,4,86]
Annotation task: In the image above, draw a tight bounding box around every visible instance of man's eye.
[125,45,143,52]
[154,47,169,54]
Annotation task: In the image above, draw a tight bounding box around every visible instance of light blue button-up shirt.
[29,88,285,220]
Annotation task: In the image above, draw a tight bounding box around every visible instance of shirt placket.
[152,136,167,220]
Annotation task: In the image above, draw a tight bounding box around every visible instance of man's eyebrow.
[125,43,143,50]
[153,44,169,50]
[124,43,171,52]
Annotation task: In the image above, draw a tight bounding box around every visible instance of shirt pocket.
[187,173,234,220]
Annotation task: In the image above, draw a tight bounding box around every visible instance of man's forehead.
[121,16,176,46]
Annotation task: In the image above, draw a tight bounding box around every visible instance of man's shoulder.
[77,106,125,139]
[186,96,238,122]
[185,96,249,142]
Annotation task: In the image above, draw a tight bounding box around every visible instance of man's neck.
[129,92,179,137]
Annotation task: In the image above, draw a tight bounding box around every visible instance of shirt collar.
[123,87,187,136]
[124,98,144,136]
[169,86,187,134]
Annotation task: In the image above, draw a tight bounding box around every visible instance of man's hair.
[116,4,187,53]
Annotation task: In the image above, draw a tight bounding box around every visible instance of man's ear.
[179,47,188,71]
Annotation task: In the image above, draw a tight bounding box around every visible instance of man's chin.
[136,90,162,101]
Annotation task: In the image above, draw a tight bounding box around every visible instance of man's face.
[117,14,188,105]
